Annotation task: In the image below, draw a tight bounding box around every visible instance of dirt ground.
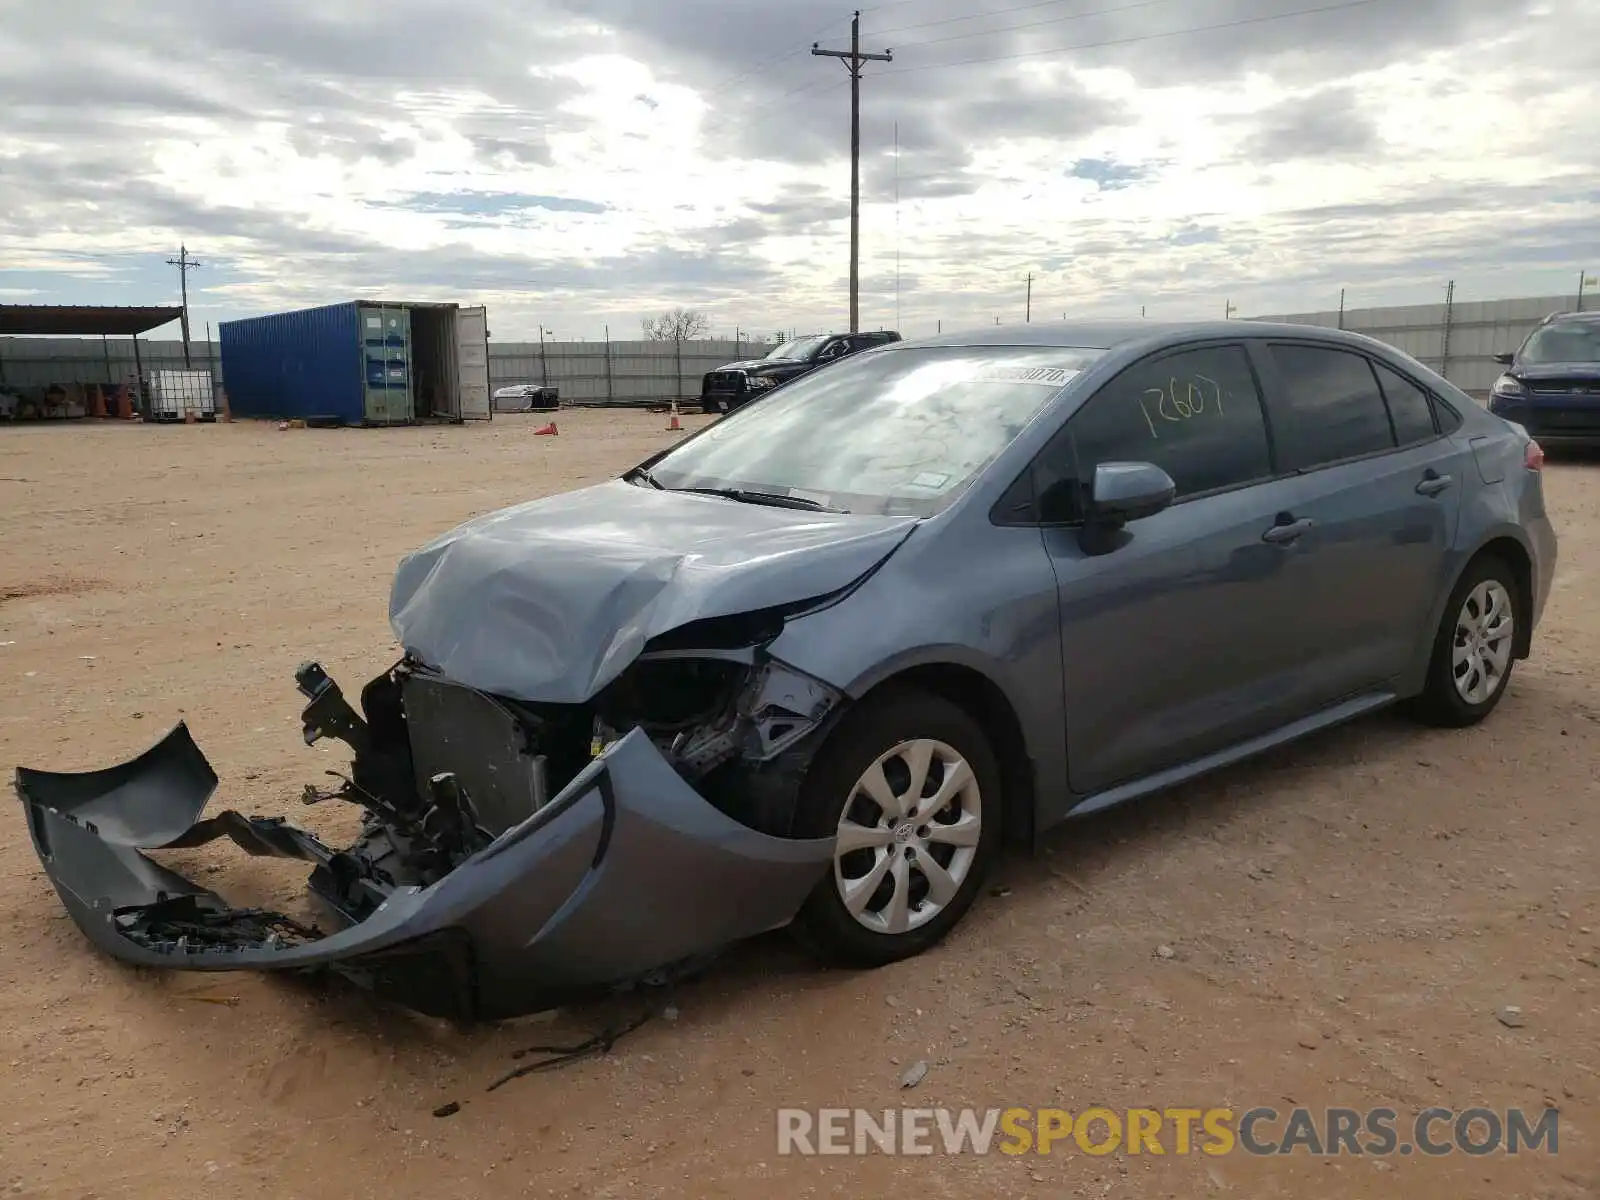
[0,409,1596,1199]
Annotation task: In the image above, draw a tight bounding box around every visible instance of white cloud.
[0,0,1595,338]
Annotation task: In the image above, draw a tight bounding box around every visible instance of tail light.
[1525,439,1545,471]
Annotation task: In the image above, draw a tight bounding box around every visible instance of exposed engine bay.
[301,646,844,929]
[15,643,844,1021]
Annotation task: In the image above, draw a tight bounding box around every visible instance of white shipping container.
[150,369,216,420]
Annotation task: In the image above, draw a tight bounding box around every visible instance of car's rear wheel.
[790,686,1002,966]
[1411,554,1522,727]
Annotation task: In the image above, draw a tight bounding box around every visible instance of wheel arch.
[1403,526,1536,699]
[853,661,1036,848]
[1458,533,1535,658]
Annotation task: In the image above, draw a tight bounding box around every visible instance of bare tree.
[642,307,710,342]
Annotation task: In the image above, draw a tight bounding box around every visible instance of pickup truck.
[699,330,901,414]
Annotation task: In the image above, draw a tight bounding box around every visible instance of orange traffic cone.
[666,400,682,432]
[534,421,559,436]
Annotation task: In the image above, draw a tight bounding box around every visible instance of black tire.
[1410,554,1523,727]
[790,685,1004,967]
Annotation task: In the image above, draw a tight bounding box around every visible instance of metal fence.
[3,291,1584,407]
[0,335,775,408]
[0,337,221,392]
[1253,292,1580,400]
[490,338,772,405]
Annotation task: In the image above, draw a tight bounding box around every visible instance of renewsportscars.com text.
[776,1106,1559,1157]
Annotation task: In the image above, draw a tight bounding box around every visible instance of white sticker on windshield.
[908,471,952,490]
[966,365,1081,387]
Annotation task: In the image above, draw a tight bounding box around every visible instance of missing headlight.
[594,657,751,735]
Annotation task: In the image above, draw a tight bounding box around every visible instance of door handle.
[1262,516,1314,544]
[1416,471,1454,497]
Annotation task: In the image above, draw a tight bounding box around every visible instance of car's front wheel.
[790,686,1002,966]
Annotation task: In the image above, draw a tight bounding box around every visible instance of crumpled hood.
[389,479,918,703]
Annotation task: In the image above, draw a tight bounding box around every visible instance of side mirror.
[1087,461,1176,525]
[1493,352,1515,366]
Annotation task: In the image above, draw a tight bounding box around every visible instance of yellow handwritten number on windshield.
[1136,374,1224,438]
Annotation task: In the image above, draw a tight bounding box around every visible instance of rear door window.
[1266,344,1397,471]
[1371,360,1438,446]
[1066,343,1274,501]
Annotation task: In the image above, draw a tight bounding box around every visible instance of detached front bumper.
[15,717,834,1023]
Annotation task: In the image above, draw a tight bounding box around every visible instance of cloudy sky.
[1,0,1597,341]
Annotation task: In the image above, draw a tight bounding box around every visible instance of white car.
[493,383,558,413]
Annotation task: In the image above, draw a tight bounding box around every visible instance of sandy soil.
[0,410,1596,1200]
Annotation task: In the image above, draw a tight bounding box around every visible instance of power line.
[702,76,849,133]
[858,0,948,17]
[703,0,1390,158]
[869,0,1157,37]
[880,0,1189,50]
[874,0,1386,76]
[699,14,855,102]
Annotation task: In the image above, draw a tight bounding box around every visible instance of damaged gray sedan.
[16,321,1554,1022]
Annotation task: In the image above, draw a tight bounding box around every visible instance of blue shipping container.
[220,300,490,424]
[219,301,366,423]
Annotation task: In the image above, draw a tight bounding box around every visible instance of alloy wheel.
[1452,579,1515,705]
[833,738,983,935]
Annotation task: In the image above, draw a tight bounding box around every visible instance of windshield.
[647,345,1105,516]
[1519,322,1600,365]
[766,336,829,361]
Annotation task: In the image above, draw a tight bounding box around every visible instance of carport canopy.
[0,304,183,337]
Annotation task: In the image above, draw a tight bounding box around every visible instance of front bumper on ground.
[15,720,835,1023]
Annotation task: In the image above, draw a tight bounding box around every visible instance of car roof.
[1541,310,1600,326]
[891,318,1385,353]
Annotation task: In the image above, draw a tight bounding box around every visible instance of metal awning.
[0,305,184,337]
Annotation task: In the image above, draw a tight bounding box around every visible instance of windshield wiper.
[625,466,665,489]
[680,487,845,513]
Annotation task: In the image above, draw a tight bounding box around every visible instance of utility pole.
[538,325,550,387]
[814,12,892,334]
[1025,273,1033,323]
[1440,280,1456,381]
[1225,299,1237,319]
[604,324,614,404]
[1337,287,1346,330]
[165,244,202,367]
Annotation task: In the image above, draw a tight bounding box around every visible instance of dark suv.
[1489,310,1600,440]
[700,331,901,413]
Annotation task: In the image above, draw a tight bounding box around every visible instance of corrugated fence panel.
[48,301,1597,410]
[1253,293,1579,399]
[484,339,765,406]
[23,300,1600,410]
[0,338,219,389]
[4,334,769,408]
